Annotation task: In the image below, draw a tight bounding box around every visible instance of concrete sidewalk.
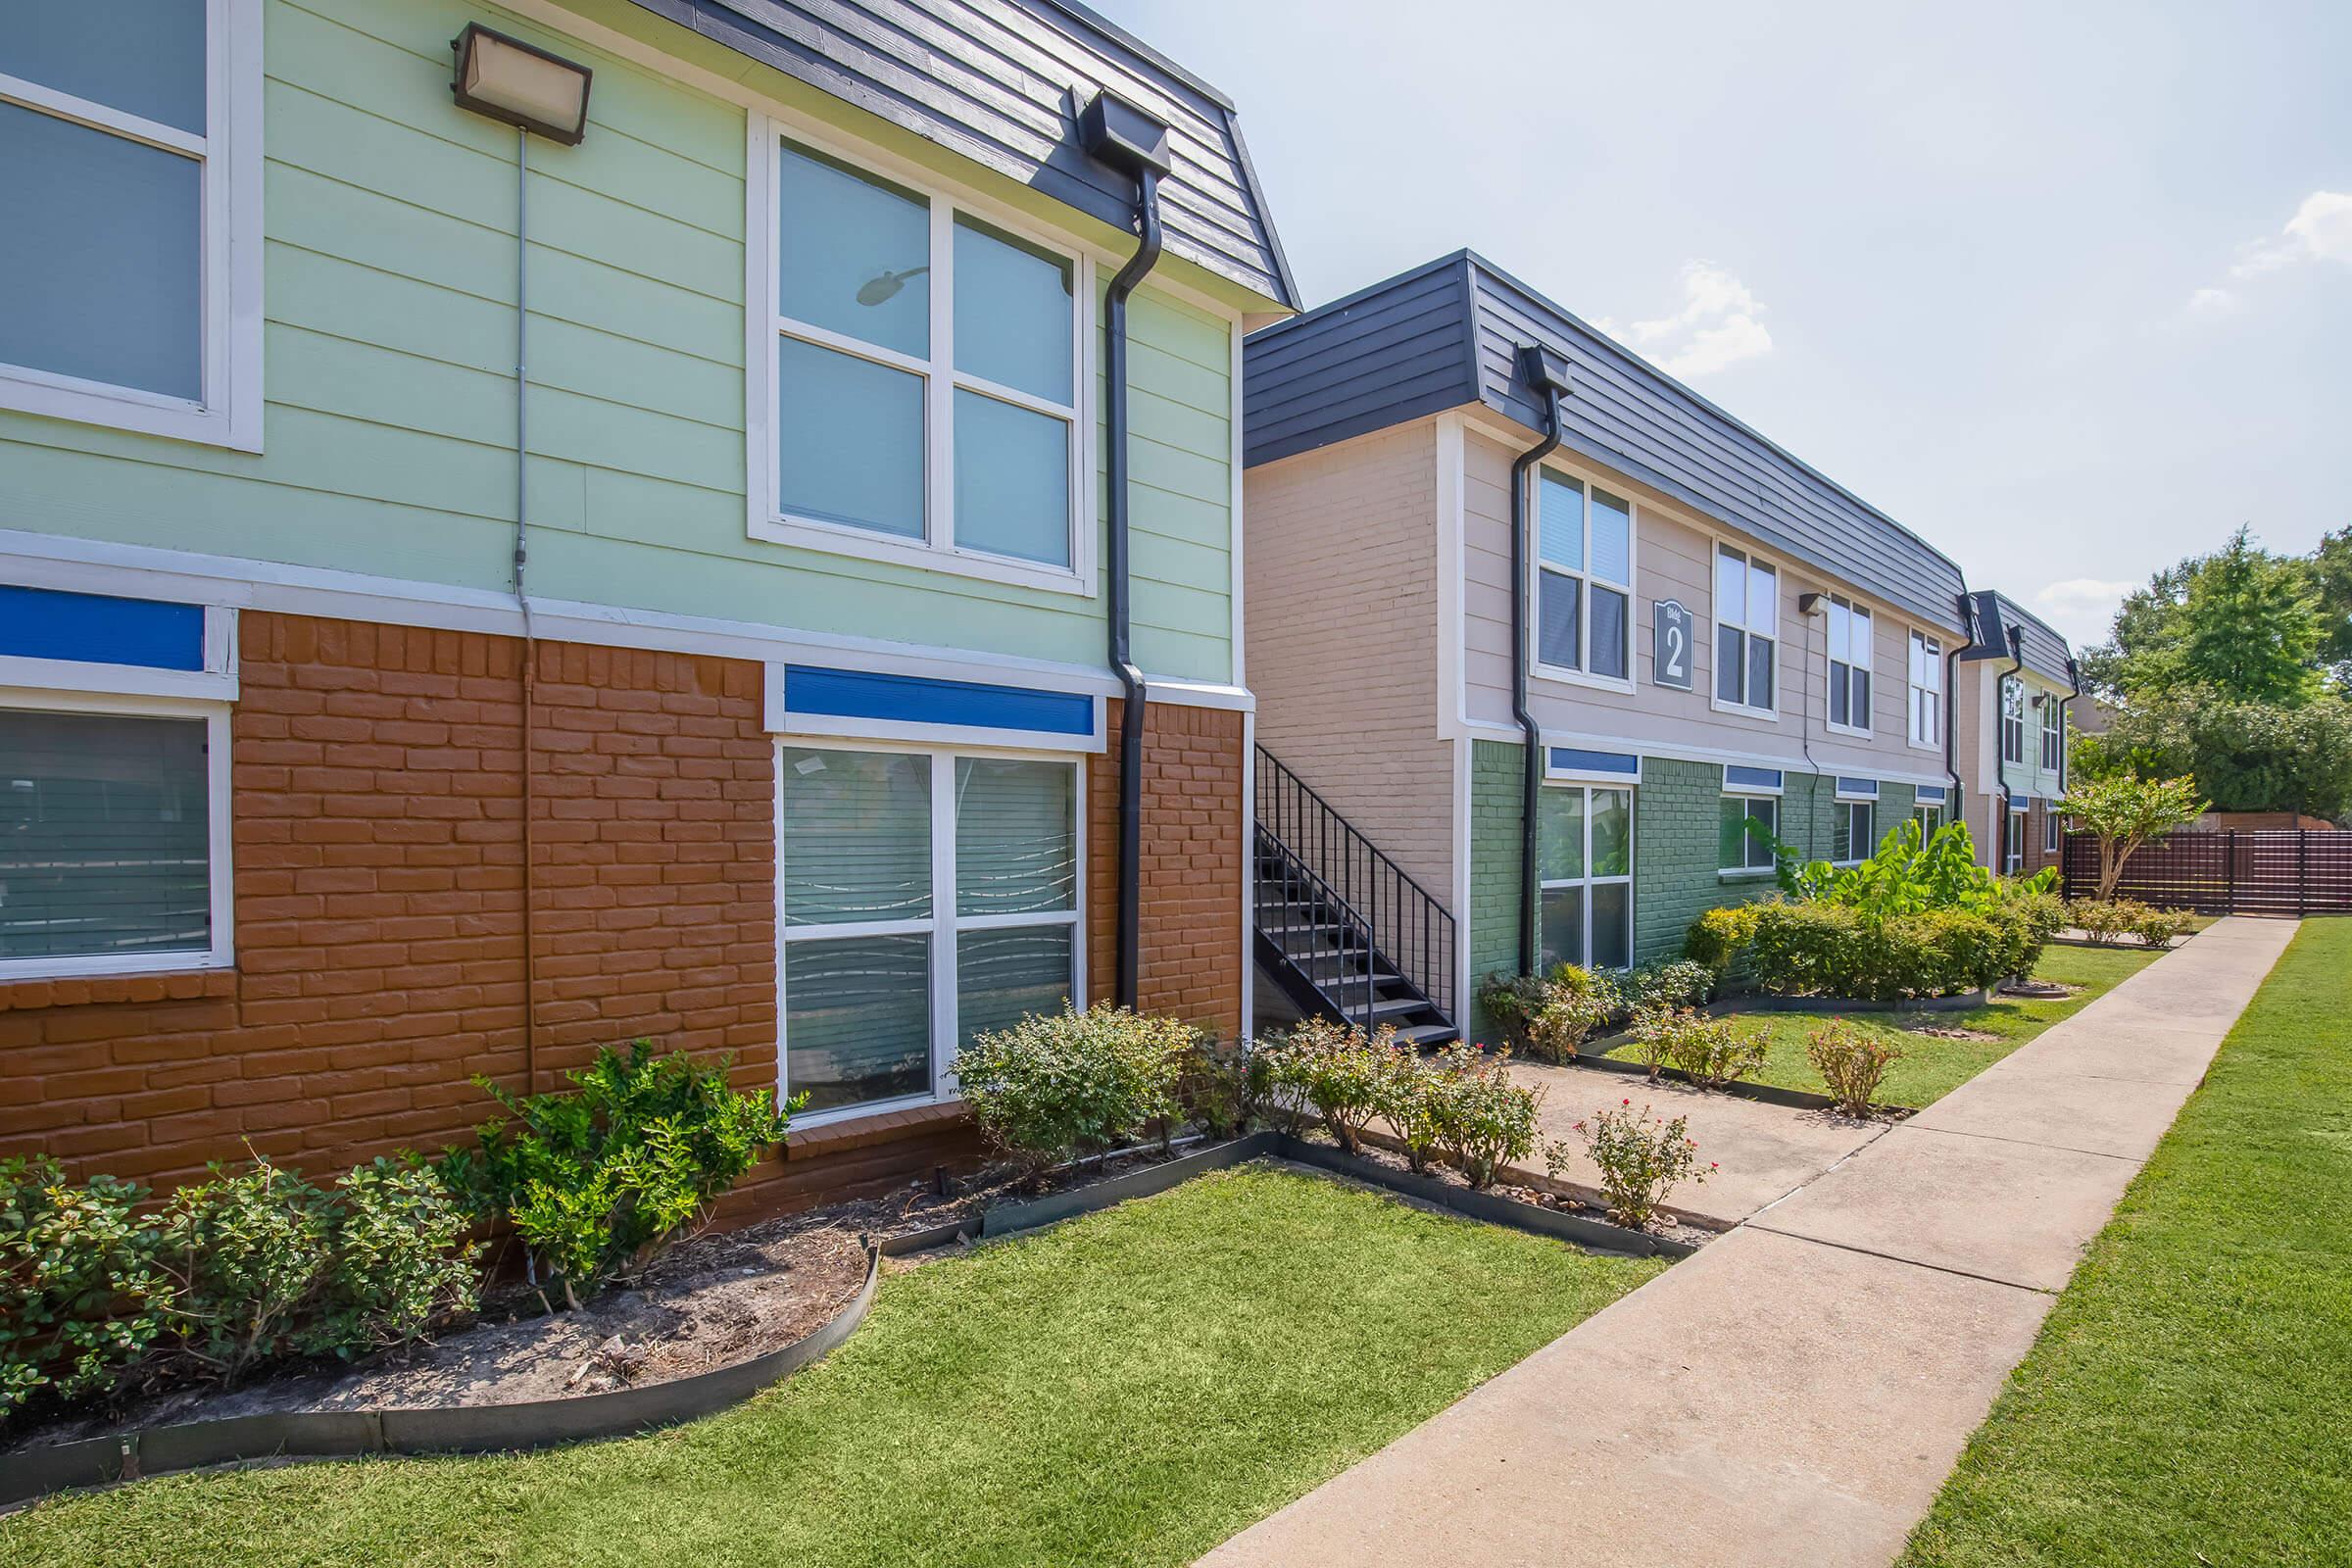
[1199,916,2298,1568]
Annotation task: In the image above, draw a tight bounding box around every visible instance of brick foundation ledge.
[0,969,238,1012]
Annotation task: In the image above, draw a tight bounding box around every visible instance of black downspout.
[2059,656,2081,794]
[1943,592,1970,824]
[1103,169,1162,1008]
[1509,369,1566,977]
[1997,627,2025,875]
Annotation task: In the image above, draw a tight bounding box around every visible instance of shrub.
[1551,1100,1711,1229]
[310,1158,479,1358]
[1257,1017,1399,1155]
[952,1004,1193,1175]
[1685,904,1762,974]
[1747,902,2030,1003]
[1641,1007,1770,1090]
[1478,964,1618,1062]
[2069,898,2152,946]
[2131,905,2199,949]
[1374,1050,1446,1175]
[1806,1019,1904,1116]
[158,1157,340,1382]
[1176,1033,1263,1142]
[1630,958,1714,1011]
[1999,887,2067,975]
[1475,970,1549,1054]
[1428,1045,1542,1190]
[442,1042,796,1306]
[1,1158,173,1418]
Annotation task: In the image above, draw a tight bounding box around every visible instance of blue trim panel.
[1724,764,1784,791]
[1914,784,1948,806]
[1548,746,1640,778]
[783,664,1096,737]
[0,585,205,671]
[1836,776,1880,798]
[2010,794,2036,811]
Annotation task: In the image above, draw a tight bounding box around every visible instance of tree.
[2058,776,2207,902]
[2312,524,2352,689]
[2073,689,2352,821]
[2081,527,2327,705]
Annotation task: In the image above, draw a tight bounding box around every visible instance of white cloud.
[2034,578,2135,647]
[2184,286,2240,317]
[2188,190,2352,314]
[1598,263,1774,378]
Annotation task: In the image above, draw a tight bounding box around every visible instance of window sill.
[0,365,261,454]
[0,967,236,1012]
[785,1097,972,1159]
[751,513,1093,598]
[1534,664,1636,697]
[1825,722,1872,740]
[1717,867,1777,883]
[1708,698,1780,723]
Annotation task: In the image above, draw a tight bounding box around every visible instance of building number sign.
[1653,599,1693,691]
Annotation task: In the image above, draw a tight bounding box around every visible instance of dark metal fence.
[2061,828,2352,916]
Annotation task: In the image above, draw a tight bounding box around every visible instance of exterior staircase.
[1252,746,1457,1046]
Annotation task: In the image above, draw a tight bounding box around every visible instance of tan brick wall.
[1087,699,1245,1038]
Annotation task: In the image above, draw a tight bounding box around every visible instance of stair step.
[1393,1023,1460,1047]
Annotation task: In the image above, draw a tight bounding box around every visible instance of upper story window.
[1826,595,1873,735]
[2040,696,2063,772]
[1534,470,1633,684]
[1907,630,1942,749]
[751,132,1089,593]
[1713,545,1778,714]
[0,1,260,449]
[2000,675,2026,764]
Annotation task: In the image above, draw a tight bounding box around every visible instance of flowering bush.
[1177,1033,1266,1142]
[1553,1100,1711,1228]
[1374,1049,1446,1174]
[1626,1005,1770,1090]
[951,1004,1193,1178]
[1257,1017,1398,1155]
[1805,1019,1904,1116]
[1427,1045,1541,1190]
[1478,964,1620,1062]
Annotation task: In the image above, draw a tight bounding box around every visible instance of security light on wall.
[451,23,592,145]
[1796,592,1827,616]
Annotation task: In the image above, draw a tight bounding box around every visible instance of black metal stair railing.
[1252,745,1456,1030]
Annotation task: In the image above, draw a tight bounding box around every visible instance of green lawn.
[1898,918,2352,1565]
[1603,944,2163,1108]
[0,1164,1659,1568]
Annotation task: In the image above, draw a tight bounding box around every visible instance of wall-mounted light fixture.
[451,23,592,145]
[1796,591,1827,616]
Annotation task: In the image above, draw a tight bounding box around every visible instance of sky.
[1100,0,2352,648]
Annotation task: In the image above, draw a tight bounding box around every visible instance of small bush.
[1644,1007,1770,1091]
[1685,904,1762,974]
[2067,898,2142,946]
[2131,905,2198,949]
[159,1157,340,1382]
[1428,1045,1541,1190]
[1258,1018,1400,1156]
[1374,1050,1446,1175]
[1,1158,173,1418]
[311,1157,479,1358]
[1176,1034,1263,1142]
[1999,887,2067,974]
[1746,902,2031,1003]
[1475,970,1549,1055]
[1630,958,1714,1011]
[1552,1100,1711,1229]
[1806,1019,1904,1116]
[953,1004,1193,1176]
[1478,964,1618,1062]
[442,1042,795,1305]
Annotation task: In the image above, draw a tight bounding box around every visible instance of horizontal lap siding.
[0,0,1241,686]
[1243,259,1476,466]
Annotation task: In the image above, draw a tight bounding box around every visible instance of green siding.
[1467,739,1525,1045]
[0,0,1237,684]
[1631,758,1772,964]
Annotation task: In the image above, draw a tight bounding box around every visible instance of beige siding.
[1459,426,1955,781]
[1245,422,1454,894]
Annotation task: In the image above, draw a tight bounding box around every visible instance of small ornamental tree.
[2058,775,2206,902]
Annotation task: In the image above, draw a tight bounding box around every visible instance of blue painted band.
[1915,784,1948,805]
[783,664,1095,737]
[1724,764,1784,791]
[1548,746,1639,778]
[0,585,205,671]
[2010,794,2036,811]
[1836,776,1879,798]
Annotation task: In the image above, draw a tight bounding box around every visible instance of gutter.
[1083,94,1172,1009]
[1507,345,1572,976]
[2059,656,2081,796]
[1943,592,1970,821]
[1997,626,2025,874]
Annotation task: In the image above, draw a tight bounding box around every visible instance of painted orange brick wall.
[1087,699,1246,1039]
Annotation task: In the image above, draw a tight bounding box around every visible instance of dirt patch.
[1903,1024,2002,1041]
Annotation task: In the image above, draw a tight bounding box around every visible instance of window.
[1539,785,1632,970]
[1534,470,1633,683]
[0,1,260,447]
[755,133,1086,589]
[1713,545,1778,712]
[778,746,1079,1117]
[2005,806,2027,874]
[1907,630,1942,748]
[1915,803,1946,840]
[1833,801,1877,863]
[1719,794,1779,873]
[2040,697,2063,772]
[1826,596,1873,734]
[2043,810,2061,855]
[1999,676,2026,764]
[0,704,230,978]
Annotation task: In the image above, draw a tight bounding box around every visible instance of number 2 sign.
[1653,599,1693,691]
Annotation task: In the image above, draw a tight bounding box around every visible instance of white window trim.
[2005,807,2028,875]
[1538,782,1635,971]
[0,0,263,452]
[1915,802,1947,839]
[1906,626,1944,753]
[0,689,235,981]
[1708,538,1782,720]
[776,737,1086,1130]
[1823,593,1874,739]
[2043,809,2061,855]
[744,113,1097,599]
[1719,790,1781,875]
[1529,463,1639,696]
[1832,799,1877,867]
[1999,675,2027,765]
[2040,697,2064,773]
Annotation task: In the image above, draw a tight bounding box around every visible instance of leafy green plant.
[1478,964,1618,1062]
[309,1158,479,1358]
[1779,818,2059,917]
[1475,970,1548,1054]
[1176,1033,1264,1142]
[1684,903,1762,976]
[1,1158,173,1418]
[2131,904,2199,949]
[1374,1049,1446,1175]
[2058,775,2207,901]
[1806,1019,1904,1116]
[158,1157,340,1382]
[1257,1017,1399,1156]
[1551,1100,1711,1229]
[2068,898,2143,946]
[953,1004,1194,1176]
[1642,1006,1770,1090]
[1428,1044,1541,1191]
[441,1043,795,1306]
[1630,958,1714,1011]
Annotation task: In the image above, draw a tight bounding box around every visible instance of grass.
[0,1164,1660,1568]
[1897,917,2352,1565]
[1602,943,2163,1107]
